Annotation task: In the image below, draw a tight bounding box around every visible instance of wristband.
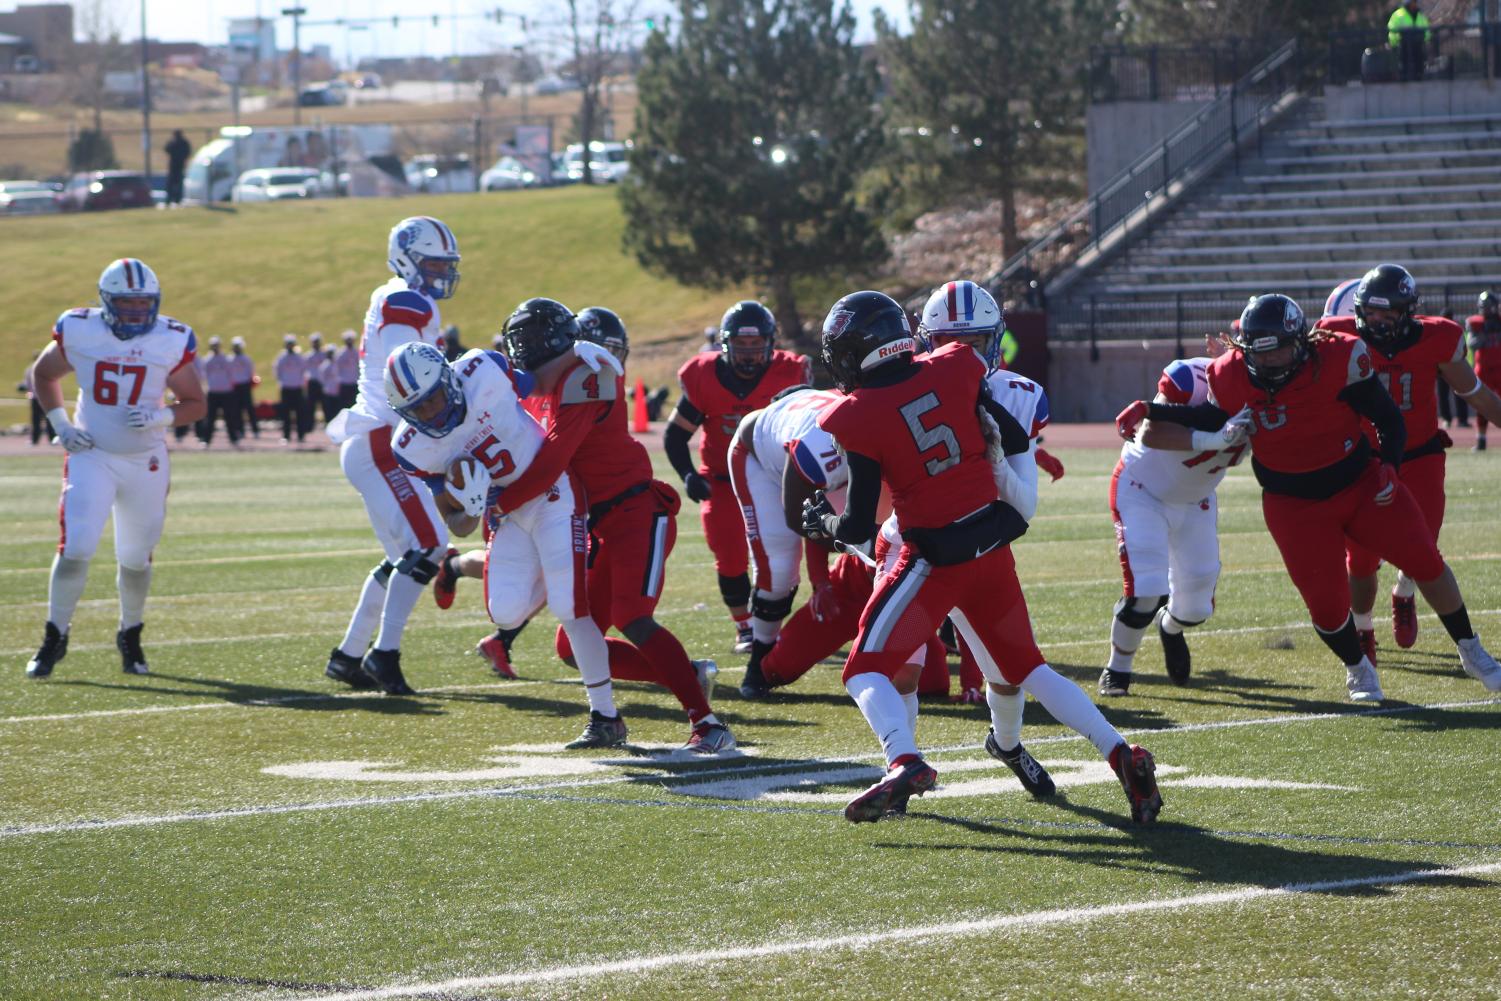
[45,407,73,432]
[1189,428,1224,450]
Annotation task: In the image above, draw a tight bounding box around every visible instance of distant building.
[227,17,275,65]
[0,3,73,71]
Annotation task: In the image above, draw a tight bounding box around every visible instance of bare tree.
[565,0,641,185]
[72,0,127,133]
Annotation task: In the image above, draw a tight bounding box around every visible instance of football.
[448,456,483,491]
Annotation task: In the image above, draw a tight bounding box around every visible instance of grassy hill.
[0,185,744,424]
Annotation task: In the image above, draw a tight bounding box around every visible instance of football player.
[1467,289,1501,451]
[1100,333,1251,696]
[1317,266,1501,658]
[665,300,811,653]
[493,299,735,753]
[25,259,205,678]
[1120,293,1501,701]
[808,289,1162,824]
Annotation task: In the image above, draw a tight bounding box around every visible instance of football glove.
[571,340,625,377]
[977,404,1006,464]
[1035,447,1066,482]
[1190,406,1252,450]
[46,408,94,452]
[450,459,492,518]
[125,406,174,430]
[808,582,842,624]
[683,471,713,503]
[1116,400,1148,441]
[1374,462,1398,506]
[801,492,836,542]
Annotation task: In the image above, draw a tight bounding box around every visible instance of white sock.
[986,685,1025,751]
[46,554,91,632]
[116,564,152,629]
[373,571,423,651]
[339,570,387,657]
[901,690,919,735]
[1393,574,1417,599]
[846,672,918,767]
[1021,664,1125,758]
[1353,611,1374,631]
[562,616,616,716]
[1108,617,1145,672]
[1160,612,1185,636]
[750,615,783,645]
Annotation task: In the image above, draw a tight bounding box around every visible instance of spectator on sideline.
[1388,0,1431,82]
[305,332,325,425]
[164,130,191,206]
[316,346,341,425]
[274,334,308,444]
[21,352,45,445]
[1438,310,1471,429]
[228,336,259,438]
[198,336,241,447]
[334,330,360,410]
[442,323,464,361]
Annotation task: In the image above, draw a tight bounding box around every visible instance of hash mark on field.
[282,861,1501,1000]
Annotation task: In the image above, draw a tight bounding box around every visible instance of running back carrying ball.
[445,455,490,518]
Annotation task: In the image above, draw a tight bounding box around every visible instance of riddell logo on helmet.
[878,338,915,359]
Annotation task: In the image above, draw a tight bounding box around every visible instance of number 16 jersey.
[1120,357,1244,504]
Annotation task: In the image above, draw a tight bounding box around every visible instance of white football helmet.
[388,216,461,300]
[917,280,1003,368]
[1323,278,1360,318]
[98,258,161,339]
[385,341,466,437]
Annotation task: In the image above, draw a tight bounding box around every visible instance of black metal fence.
[1088,39,1276,103]
[1327,24,1501,85]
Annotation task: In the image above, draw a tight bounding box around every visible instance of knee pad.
[718,572,751,608]
[1166,585,1215,628]
[396,549,439,584]
[751,586,797,622]
[371,560,395,587]
[1114,594,1166,630]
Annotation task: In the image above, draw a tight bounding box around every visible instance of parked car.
[0,180,62,215]
[479,155,539,191]
[563,141,631,183]
[299,81,348,107]
[403,154,474,194]
[56,171,153,212]
[352,72,383,90]
[231,167,322,202]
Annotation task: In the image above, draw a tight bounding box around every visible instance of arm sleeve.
[993,447,1039,522]
[1340,377,1407,466]
[1147,400,1230,431]
[829,451,881,546]
[663,420,698,480]
[496,401,602,513]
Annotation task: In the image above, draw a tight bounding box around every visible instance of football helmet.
[503,297,579,372]
[388,216,461,300]
[1322,278,1360,318]
[1354,263,1419,347]
[719,300,777,379]
[1232,294,1309,391]
[820,290,915,392]
[1478,290,1497,318]
[385,341,466,437]
[98,258,161,339]
[577,306,629,363]
[917,280,1004,369]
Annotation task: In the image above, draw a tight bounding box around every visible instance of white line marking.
[288,861,1501,1000]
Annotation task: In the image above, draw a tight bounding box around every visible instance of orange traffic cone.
[631,377,649,433]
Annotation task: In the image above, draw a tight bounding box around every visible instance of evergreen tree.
[619,0,886,344]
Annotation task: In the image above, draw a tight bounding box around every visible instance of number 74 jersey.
[1119,356,1246,504]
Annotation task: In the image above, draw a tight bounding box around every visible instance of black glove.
[800,492,836,541]
[683,471,713,503]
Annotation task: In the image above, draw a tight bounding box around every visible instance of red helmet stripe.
[946,281,958,322]
[422,217,451,252]
[387,356,409,397]
[122,259,135,289]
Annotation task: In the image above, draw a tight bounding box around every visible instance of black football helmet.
[1354,263,1420,347]
[577,306,628,363]
[719,300,777,378]
[1232,294,1309,392]
[503,297,579,372]
[1479,290,1498,318]
[820,290,915,392]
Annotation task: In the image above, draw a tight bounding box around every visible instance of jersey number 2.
[899,392,960,476]
[94,362,146,406]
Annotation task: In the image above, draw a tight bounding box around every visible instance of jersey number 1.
[94,362,146,406]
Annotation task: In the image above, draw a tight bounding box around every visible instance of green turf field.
[2,443,1499,1000]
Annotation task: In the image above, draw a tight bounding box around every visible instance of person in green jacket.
[1388,0,1432,82]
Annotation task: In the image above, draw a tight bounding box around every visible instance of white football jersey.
[750,388,849,491]
[1120,356,1245,504]
[332,277,445,439]
[53,307,196,455]
[985,367,1049,440]
[392,349,543,495]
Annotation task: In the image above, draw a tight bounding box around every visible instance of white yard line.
[288,860,1501,1001]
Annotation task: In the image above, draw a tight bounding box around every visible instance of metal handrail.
[982,36,1301,312]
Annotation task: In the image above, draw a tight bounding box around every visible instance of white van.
[563,141,631,183]
[184,125,396,203]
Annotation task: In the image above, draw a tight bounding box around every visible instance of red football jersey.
[1316,315,1464,445]
[1468,313,1501,372]
[677,350,811,476]
[1207,332,1374,474]
[818,341,997,531]
[534,361,651,505]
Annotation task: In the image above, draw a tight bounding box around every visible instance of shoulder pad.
[1345,337,1373,385]
[1158,359,1199,404]
[381,289,434,330]
[559,364,618,405]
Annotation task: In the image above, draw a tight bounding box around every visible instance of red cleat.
[1109,743,1163,824]
[1391,594,1418,649]
[476,634,517,679]
[1357,628,1378,668]
[433,547,459,610]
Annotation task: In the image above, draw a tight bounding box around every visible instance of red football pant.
[1264,461,1445,632]
[699,475,749,579]
[1475,364,1501,433]
[1346,451,1445,577]
[842,543,1044,686]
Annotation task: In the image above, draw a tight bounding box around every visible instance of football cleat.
[1391,593,1418,649]
[476,634,517,679]
[1357,628,1378,669]
[1345,659,1385,702]
[25,622,68,679]
[361,648,415,696]
[325,648,377,688]
[1098,667,1132,697]
[1109,743,1163,824]
[733,626,754,654]
[116,624,149,675]
[691,659,719,703]
[1457,637,1501,692]
[985,731,1056,798]
[564,710,628,749]
[954,686,985,704]
[685,721,736,755]
[433,547,460,610]
[844,758,938,823]
[1159,618,1192,686]
[1474,437,1487,452]
[739,640,778,698]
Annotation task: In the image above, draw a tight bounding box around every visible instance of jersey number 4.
[899,392,961,476]
[93,362,146,406]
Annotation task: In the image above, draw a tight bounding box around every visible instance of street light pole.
[140,0,152,182]
[283,6,307,124]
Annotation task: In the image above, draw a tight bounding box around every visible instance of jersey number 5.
[472,434,516,478]
[899,392,961,476]
[94,362,146,406]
